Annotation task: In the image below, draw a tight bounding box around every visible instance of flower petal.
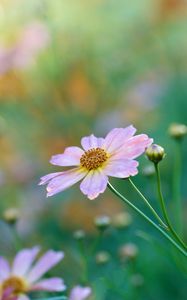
[31,278,66,292]
[69,286,92,300]
[81,134,105,151]
[46,168,87,197]
[111,134,153,160]
[50,147,84,167]
[103,126,136,154]
[27,251,64,283]
[39,172,63,185]
[0,257,10,281]
[80,169,108,200]
[2,287,18,300]
[12,246,40,277]
[103,159,139,178]
[17,295,30,300]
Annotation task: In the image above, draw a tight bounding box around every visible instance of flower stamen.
[80,148,107,170]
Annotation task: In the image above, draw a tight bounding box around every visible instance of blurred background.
[0,0,187,299]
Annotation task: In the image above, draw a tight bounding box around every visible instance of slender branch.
[154,163,187,251]
[128,178,168,230]
[107,182,187,257]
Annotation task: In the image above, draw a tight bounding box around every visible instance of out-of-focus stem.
[173,140,182,233]
[107,182,187,258]
[77,239,89,284]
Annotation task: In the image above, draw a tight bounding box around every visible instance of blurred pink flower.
[69,286,91,300]
[0,21,50,75]
[0,247,66,300]
[13,22,50,69]
[1,287,17,300]
[40,126,153,200]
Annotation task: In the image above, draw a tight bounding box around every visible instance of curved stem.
[107,182,187,257]
[128,178,168,230]
[154,163,187,251]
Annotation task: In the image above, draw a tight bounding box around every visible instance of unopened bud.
[142,165,155,177]
[131,274,144,287]
[73,229,86,240]
[112,212,132,229]
[3,208,20,225]
[118,243,138,261]
[168,123,187,140]
[146,144,165,164]
[95,251,111,264]
[94,215,111,232]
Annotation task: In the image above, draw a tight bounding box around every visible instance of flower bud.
[142,165,155,177]
[145,144,165,164]
[168,123,187,140]
[112,212,132,229]
[130,274,144,287]
[94,215,111,232]
[73,229,86,240]
[95,251,111,264]
[118,243,138,261]
[3,208,20,225]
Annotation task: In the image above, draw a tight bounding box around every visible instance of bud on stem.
[146,144,165,164]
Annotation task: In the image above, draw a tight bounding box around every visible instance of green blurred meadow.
[0,0,187,299]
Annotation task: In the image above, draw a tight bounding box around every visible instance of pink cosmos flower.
[69,286,91,300]
[0,247,66,300]
[40,126,153,200]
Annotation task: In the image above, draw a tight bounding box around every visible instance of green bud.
[3,208,20,225]
[118,243,138,260]
[112,212,132,229]
[94,215,111,231]
[142,164,155,177]
[146,144,165,164]
[168,123,187,140]
[130,274,144,287]
[95,251,111,264]
[73,229,86,240]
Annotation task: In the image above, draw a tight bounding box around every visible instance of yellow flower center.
[80,147,107,170]
[1,276,27,295]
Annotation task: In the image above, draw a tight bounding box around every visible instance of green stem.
[173,140,182,233]
[128,178,168,230]
[154,163,187,251]
[107,182,187,258]
[90,231,103,254]
[5,223,22,251]
[77,239,89,284]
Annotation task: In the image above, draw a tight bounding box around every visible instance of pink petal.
[50,147,84,166]
[39,172,63,185]
[111,134,153,160]
[2,287,19,300]
[0,257,10,281]
[69,286,91,300]
[46,167,87,197]
[12,247,40,277]
[103,126,136,154]
[27,250,64,283]
[103,159,139,178]
[81,134,105,151]
[80,170,108,200]
[31,278,66,292]
[17,295,30,300]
